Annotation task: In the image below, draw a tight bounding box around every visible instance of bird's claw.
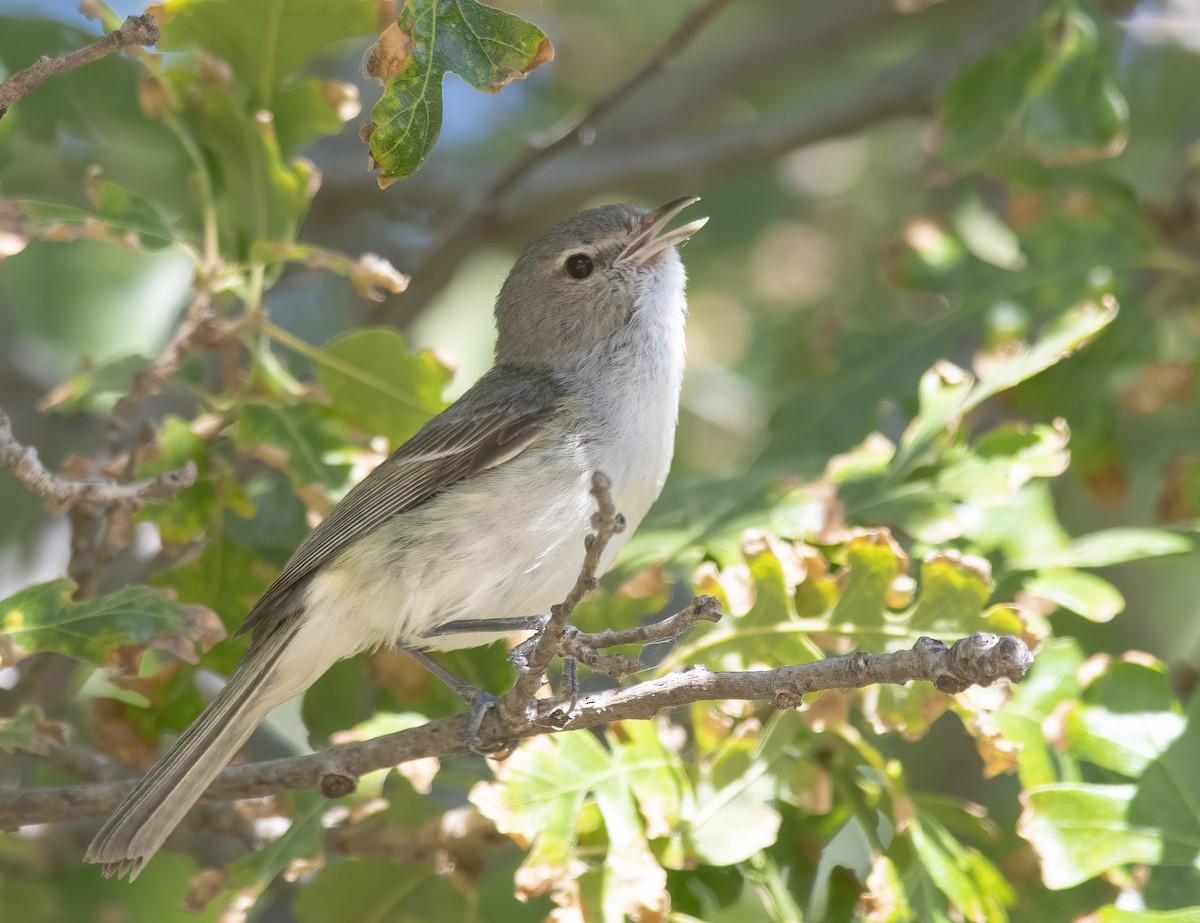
[507,617,550,674]
[464,690,517,759]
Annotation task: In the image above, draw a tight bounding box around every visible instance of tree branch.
[0,407,196,511]
[0,14,160,120]
[0,630,1031,827]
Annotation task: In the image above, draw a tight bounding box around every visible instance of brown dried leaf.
[800,689,850,733]
[616,563,665,599]
[321,80,361,121]
[148,604,227,664]
[1122,361,1195,414]
[365,21,416,82]
[1158,453,1200,521]
[514,857,588,902]
[184,868,229,914]
[139,75,168,119]
[607,839,670,923]
[350,252,408,301]
[93,697,158,769]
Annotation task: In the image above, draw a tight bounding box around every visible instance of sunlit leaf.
[1022,568,1125,621]
[1009,527,1194,571]
[0,579,186,666]
[315,328,450,445]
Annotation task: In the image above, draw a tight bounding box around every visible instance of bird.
[85,196,707,879]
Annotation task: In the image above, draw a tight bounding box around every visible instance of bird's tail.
[85,622,302,880]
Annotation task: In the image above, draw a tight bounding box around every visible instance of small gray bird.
[85,197,706,879]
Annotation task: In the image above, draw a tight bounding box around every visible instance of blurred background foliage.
[2,0,1200,920]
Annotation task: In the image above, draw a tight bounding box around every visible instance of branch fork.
[0,408,197,512]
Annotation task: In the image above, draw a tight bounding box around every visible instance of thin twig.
[99,290,221,462]
[501,472,625,720]
[0,14,160,119]
[0,631,1032,827]
[554,595,724,680]
[579,595,724,651]
[0,408,197,511]
[367,0,730,325]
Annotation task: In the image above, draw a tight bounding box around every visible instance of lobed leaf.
[364,0,553,181]
[0,579,186,666]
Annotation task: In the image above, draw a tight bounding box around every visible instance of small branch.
[501,472,625,719]
[556,595,724,680]
[0,408,196,511]
[0,631,1031,827]
[100,290,221,463]
[367,0,730,325]
[0,14,160,120]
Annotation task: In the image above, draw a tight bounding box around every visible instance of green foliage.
[365,0,553,181]
[941,2,1128,166]
[315,328,450,444]
[2,0,1200,920]
[0,579,186,665]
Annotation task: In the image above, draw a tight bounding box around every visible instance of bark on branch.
[0,408,196,511]
[0,14,160,120]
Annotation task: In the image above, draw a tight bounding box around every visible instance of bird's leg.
[540,658,581,728]
[421,617,581,725]
[400,648,514,758]
[420,615,547,638]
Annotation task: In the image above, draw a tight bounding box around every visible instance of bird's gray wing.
[235,369,561,640]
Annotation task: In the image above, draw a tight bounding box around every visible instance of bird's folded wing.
[235,370,561,639]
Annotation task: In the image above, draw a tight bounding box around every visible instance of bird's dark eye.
[565,253,594,279]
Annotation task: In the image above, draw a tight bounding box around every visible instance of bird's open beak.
[619,195,708,267]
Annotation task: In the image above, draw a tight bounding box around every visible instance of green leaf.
[1020,783,1174,889]
[135,415,218,544]
[0,580,185,665]
[907,552,992,635]
[366,0,553,180]
[909,816,1014,922]
[1021,690,1200,889]
[18,183,178,249]
[936,419,1070,507]
[155,0,378,105]
[1009,528,1194,571]
[829,531,908,631]
[171,75,315,261]
[237,402,353,489]
[1060,658,1185,777]
[37,354,151,415]
[472,731,610,876]
[1092,909,1200,922]
[153,536,275,647]
[295,858,470,923]
[315,328,450,444]
[1022,569,1125,621]
[940,7,1128,165]
[990,637,1084,788]
[689,728,782,866]
[894,298,1117,472]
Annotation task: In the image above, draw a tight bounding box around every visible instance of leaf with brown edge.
[363,0,553,181]
[0,704,69,756]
